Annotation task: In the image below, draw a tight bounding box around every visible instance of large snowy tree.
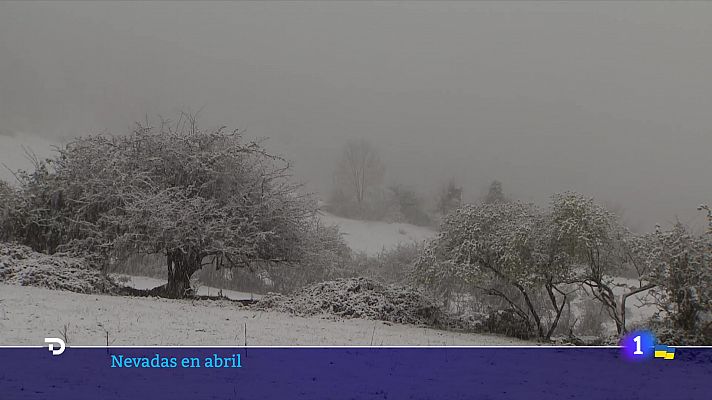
[8,116,318,298]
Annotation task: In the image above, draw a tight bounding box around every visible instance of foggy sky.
[1,1,711,232]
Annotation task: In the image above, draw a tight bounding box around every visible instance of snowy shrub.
[408,248,465,311]
[349,242,423,284]
[0,163,70,252]
[0,180,16,241]
[648,319,712,346]
[483,309,532,339]
[627,216,712,345]
[254,277,478,330]
[550,194,711,337]
[632,222,712,335]
[264,220,352,293]
[386,184,432,227]
[0,242,117,294]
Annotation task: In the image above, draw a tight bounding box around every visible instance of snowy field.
[0,284,529,346]
[318,212,436,255]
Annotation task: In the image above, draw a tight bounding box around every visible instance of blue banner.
[1,347,711,399]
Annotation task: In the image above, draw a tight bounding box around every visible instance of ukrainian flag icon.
[654,345,675,360]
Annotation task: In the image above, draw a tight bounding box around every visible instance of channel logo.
[44,338,66,356]
[620,330,676,362]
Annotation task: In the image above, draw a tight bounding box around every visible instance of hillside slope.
[318,212,436,255]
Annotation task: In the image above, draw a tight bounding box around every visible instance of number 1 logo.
[621,330,655,361]
[633,335,643,355]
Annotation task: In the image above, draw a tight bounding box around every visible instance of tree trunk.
[545,283,567,340]
[513,283,544,339]
[619,283,656,334]
[165,249,200,299]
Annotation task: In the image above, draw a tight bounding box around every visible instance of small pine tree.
[437,180,462,216]
[483,180,506,204]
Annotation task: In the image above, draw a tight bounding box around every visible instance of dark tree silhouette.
[483,180,506,204]
[334,138,385,208]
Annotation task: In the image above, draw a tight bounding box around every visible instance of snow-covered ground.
[112,274,262,301]
[0,284,530,346]
[318,212,436,255]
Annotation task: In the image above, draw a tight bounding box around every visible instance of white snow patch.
[318,212,436,255]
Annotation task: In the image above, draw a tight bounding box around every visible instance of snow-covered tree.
[437,180,462,216]
[631,221,712,333]
[483,180,507,204]
[413,191,690,339]
[413,201,574,340]
[8,115,320,298]
[550,192,658,334]
[333,138,385,209]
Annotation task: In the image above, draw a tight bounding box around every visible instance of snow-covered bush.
[0,164,69,252]
[264,220,352,293]
[254,277,477,330]
[632,222,712,336]
[483,309,531,339]
[0,242,117,293]
[0,180,16,242]
[547,193,711,337]
[386,184,432,227]
[350,242,423,284]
